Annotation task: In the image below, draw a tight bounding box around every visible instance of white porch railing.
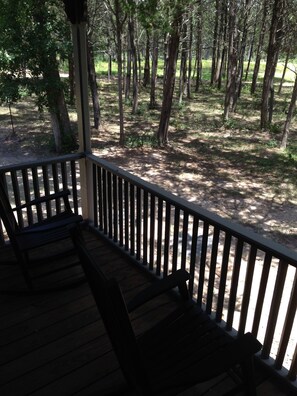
[0,153,296,392]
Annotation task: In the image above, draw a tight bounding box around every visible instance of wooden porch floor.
[0,229,293,395]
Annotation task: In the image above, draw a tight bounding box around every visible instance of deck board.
[0,229,292,395]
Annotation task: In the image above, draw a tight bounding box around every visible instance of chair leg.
[241,356,257,396]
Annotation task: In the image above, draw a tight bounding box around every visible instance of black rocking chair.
[70,225,262,396]
[0,177,83,290]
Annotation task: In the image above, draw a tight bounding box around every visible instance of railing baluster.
[156,198,163,276]
[149,194,155,271]
[189,217,199,298]
[288,345,297,381]
[42,165,51,218]
[136,186,141,260]
[92,164,98,228]
[163,202,171,277]
[238,246,257,335]
[31,167,43,221]
[107,171,112,239]
[261,260,288,359]
[172,208,180,273]
[102,169,107,235]
[252,253,272,337]
[52,163,60,214]
[226,238,244,331]
[11,170,23,227]
[197,222,209,307]
[274,269,297,370]
[181,211,189,272]
[118,178,123,246]
[124,180,129,251]
[142,190,148,266]
[22,168,34,225]
[130,184,135,256]
[97,166,103,231]
[216,232,232,323]
[71,160,79,214]
[206,227,220,315]
[113,174,118,243]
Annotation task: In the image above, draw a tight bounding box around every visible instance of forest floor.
[0,79,296,253]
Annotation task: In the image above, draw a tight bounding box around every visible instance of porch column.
[64,0,94,222]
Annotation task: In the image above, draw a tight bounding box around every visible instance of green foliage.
[268,123,282,134]
[223,118,238,130]
[0,74,21,104]
[0,0,71,107]
[125,133,158,148]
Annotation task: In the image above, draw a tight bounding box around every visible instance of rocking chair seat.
[14,211,83,250]
[0,178,83,289]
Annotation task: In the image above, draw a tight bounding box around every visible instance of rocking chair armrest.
[12,190,71,211]
[127,269,190,313]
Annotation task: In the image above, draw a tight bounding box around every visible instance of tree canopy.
[0,0,297,150]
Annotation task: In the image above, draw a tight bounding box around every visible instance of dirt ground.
[0,93,296,253]
[92,129,297,253]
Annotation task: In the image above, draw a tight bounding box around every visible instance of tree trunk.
[128,17,138,114]
[278,50,290,95]
[195,0,202,92]
[68,54,75,105]
[218,1,228,90]
[149,30,158,109]
[87,37,100,130]
[107,27,113,81]
[187,11,193,99]
[251,0,269,94]
[163,33,169,91]
[158,5,183,145]
[223,0,238,120]
[125,34,131,100]
[244,19,257,81]
[235,0,252,103]
[213,0,226,86]
[114,0,125,145]
[211,0,220,85]
[143,30,150,87]
[44,61,74,153]
[179,15,188,105]
[50,110,62,153]
[260,0,286,129]
[280,72,297,149]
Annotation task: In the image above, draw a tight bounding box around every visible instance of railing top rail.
[0,153,84,174]
[87,153,297,267]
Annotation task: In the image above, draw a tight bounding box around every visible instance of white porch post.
[64,0,94,222]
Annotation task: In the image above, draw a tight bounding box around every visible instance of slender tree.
[278,50,290,95]
[280,69,297,149]
[0,0,76,153]
[86,0,101,129]
[251,0,269,94]
[158,1,185,145]
[194,0,203,92]
[223,0,238,120]
[178,13,188,104]
[260,0,286,129]
[149,29,159,109]
[143,30,150,87]
[105,0,127,145]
